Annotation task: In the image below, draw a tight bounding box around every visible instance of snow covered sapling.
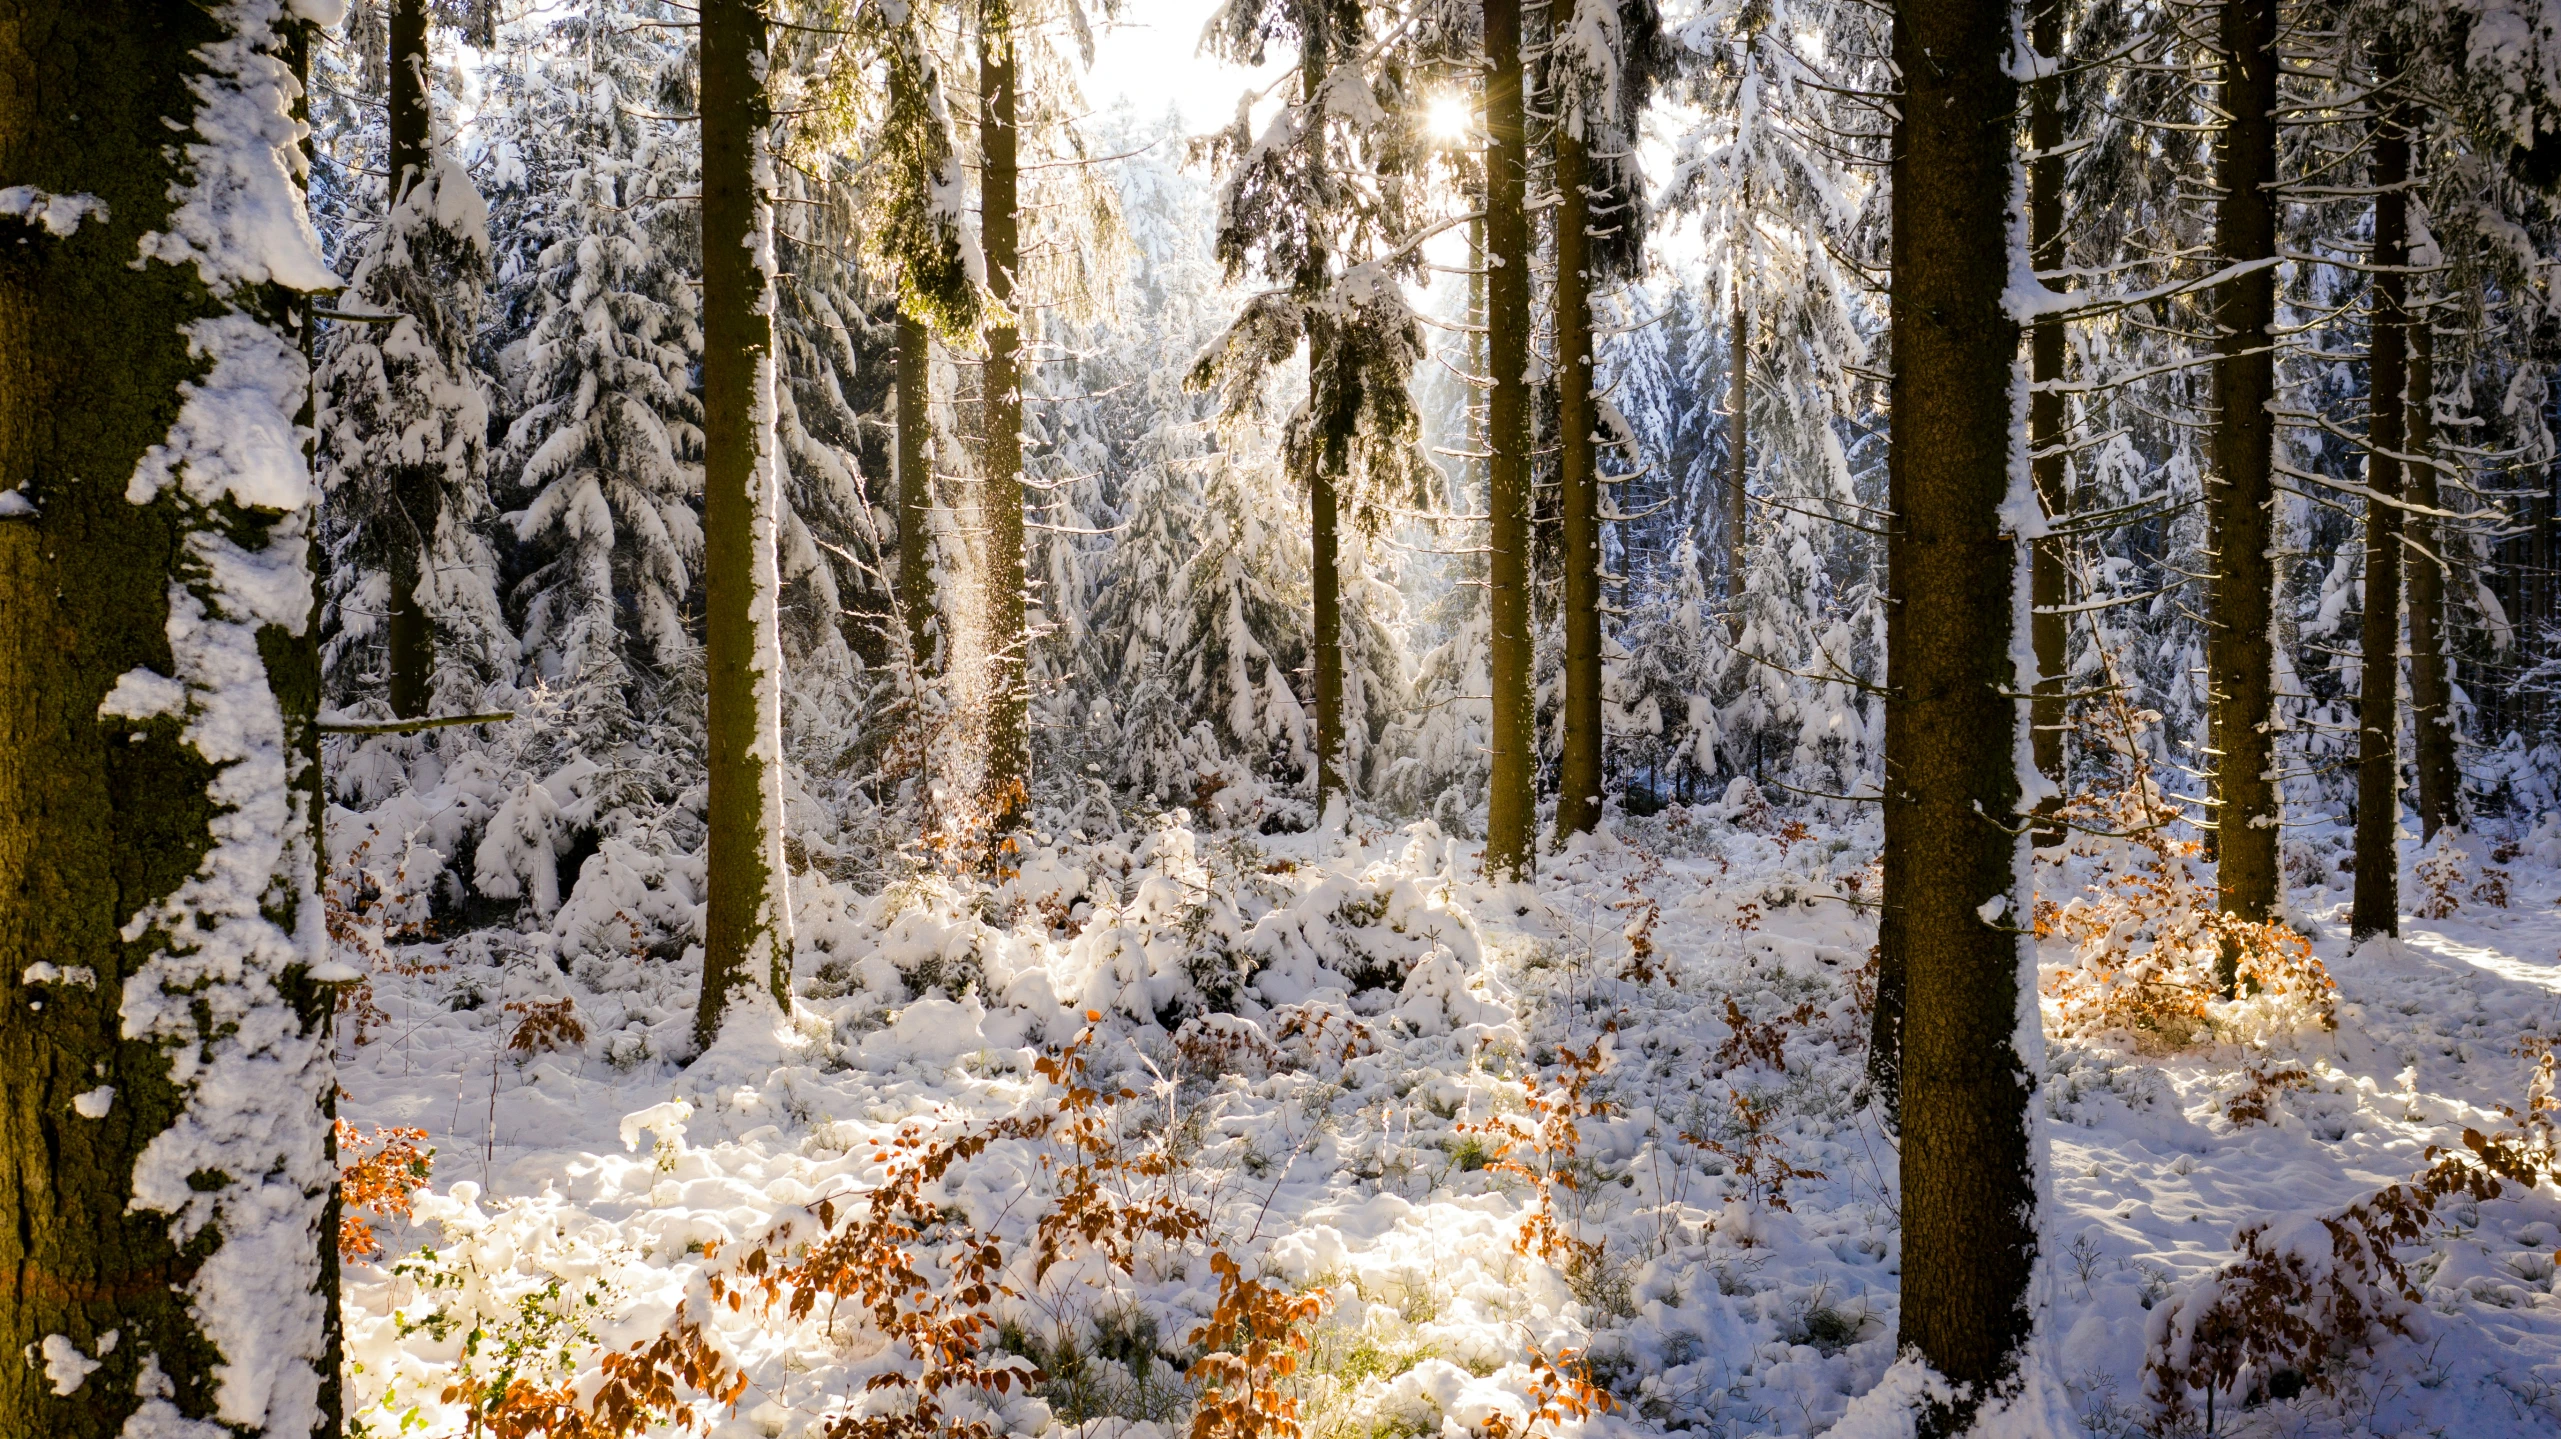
[1684,1092,1824,1212]
[1467,1039,1611,1275]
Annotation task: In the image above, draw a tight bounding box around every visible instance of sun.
[1425,92,1472,141]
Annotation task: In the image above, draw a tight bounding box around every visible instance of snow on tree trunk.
[1,0,342,1432]
[695,0,795,1047]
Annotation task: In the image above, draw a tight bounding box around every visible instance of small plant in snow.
[337,1121,435,1263]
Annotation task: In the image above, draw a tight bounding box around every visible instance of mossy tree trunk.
[1554,0,1604,844]
[1879,0,2035,1420]
[2,0,340,1433]
[2208,0,2282,978]
[694,0,795,1048]
[382,0,435,716]
[979,0,1029,837]
[2351,65,2410,943]
[2406,304,2460,839]
[897,310,936,674]
[1483,0,1537,880]
[1311,401,1349,811]
[2027,0,2068,842]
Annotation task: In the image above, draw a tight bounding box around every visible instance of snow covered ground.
[332,801,2561,1439]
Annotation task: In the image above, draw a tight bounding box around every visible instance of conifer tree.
[1484,0,1537,877]
[978,0,1029,834]
[1195,0,1434,817]
[2,0,341,1431]
[694,0,796,1044]
[2351,45,2413,943]
[1874,0,2036,1417]
[317,0,512,722]
[2208,0,2283,977]
[1549,0,1663,841]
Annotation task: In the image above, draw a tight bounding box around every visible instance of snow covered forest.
[19,0,2561,1435]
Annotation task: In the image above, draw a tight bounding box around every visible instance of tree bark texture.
[2027,0,2067,841]
[1727,285,1748,620]
[694,0,795,1049]
[2406,311,2460,839]
[1880,0,2036,1416]
[896,310,936,673]
[2208,0,2281,957]
[2352,70,2410,942]
[1311,422,1347,809]
[1483,0,1537,880]
[979,0,1029,836]
[3,1,339,1432]
[1555,0,1604,843]
[382,0,435,716]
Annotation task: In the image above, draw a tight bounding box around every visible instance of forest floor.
[332,801,2561,1439]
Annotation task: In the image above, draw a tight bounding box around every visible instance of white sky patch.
[73,1086,116,1119]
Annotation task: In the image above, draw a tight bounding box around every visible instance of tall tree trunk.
[979,0,1029,837]
[1483,0,1537,879]
[1879,0,2034,1419]
[2208,0,2282,985]
[694,0,794,1048]
[3,1,340,1433]
[2351,67,2411,942]
[1555,0,1604,843]
[383,0,436,717]
[1312,413,1348,810]
[1727,282,1748,619]
[896,310,936,674]
[2027,0,2068,841]
[2407,303,2460,838]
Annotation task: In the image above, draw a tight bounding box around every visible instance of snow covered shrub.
[2146,1053,2561,1424]
[1683,1092,1826,1212]
[2416,829,2511,918]
[336,1122,434,1263]
[2222,1066,2311,1128]
[2037,705,2335,1046]
[362,1185,739,1439]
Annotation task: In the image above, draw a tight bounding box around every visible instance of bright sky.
[1082,1,1285,133]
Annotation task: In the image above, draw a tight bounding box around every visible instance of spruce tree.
[2207,0,2283,978]
[2351,47,2412,943]
[1549,0,1663,842]
[1484,0,1538,877]
[979,0,1029,834]
[1876,0,2036,1417]
[2,0,341,1431]
[694,0,796,1044]
[1194,0,1433,817]
[316,0,512,723]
